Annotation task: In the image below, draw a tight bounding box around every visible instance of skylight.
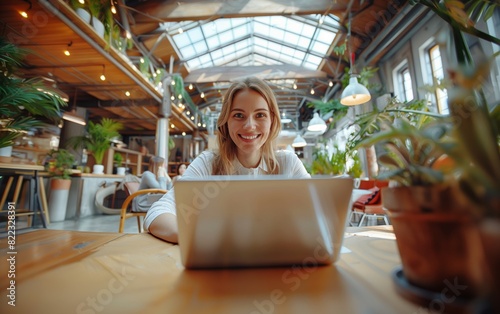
[169,14,340,72]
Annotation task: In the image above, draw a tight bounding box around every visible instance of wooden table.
[0,227,428,313]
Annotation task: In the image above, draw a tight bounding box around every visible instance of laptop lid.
[175,176,353,269]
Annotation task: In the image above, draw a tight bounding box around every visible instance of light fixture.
[292,134,307,148]
[340,74,371,105]
[307,112,327,133]
[62,89,86,125]
[63,111,86,125]
[63,41,72,56]
[110,0,117,14]
[340,11,371,106]
[100,65,106,81]
[200,92,205,98]
[19,0,31,18]
[281,111,292,124]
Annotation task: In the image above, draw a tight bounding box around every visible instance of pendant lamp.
[340,74,371,106]
[281,111,292,124]
[292,134,307,148]
[340,12,371,106]
[307,112,327,133]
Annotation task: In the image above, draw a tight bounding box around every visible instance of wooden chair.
[118,182,167,233]
[349,180,390,226]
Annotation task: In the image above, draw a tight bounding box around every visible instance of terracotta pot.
[478,219,500,312]
[383,186,486,299]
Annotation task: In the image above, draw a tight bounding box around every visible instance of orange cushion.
[353,187,381,208]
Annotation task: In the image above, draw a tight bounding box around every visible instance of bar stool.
[0,172,49,229]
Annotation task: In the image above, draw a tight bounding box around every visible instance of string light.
[19,1,31,18]
[100,65,106,81]
[63,41,72,56]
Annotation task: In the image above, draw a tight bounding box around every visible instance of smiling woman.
[144,76,311,243]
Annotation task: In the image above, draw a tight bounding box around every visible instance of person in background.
[134,156,172,212]
[144,77,310,243]
[172,163,187,185]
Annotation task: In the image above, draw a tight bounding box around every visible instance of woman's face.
[178,164,187,175]
[227,88,272,156]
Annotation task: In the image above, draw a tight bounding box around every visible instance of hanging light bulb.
[340,12,371,106]
[281,111,292,124]
[99,65,106,81]
[307,112,327,133]
[340,74,371,106]
[292,134,307,148]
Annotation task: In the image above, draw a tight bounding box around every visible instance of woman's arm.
[148,213,178,243]
[144,151,216,243]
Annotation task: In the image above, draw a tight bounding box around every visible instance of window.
[393,61,414,102]
[169,15,340,72]
[427,45,449,114]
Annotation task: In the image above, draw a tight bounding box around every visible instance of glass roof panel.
[171,14,339,71]
[188,28,203,43]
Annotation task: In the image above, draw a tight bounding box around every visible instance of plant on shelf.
[0,38,66,154]
[113,152,123,167]
[354,0,500,310]
[67,117,123,174]
[87,0,114,38]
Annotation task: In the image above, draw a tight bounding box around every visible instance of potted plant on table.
[67,118,123,174]
[46,148,75,222]
[354,1,500,311]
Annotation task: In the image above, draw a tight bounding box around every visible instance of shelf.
[104,147,150,176]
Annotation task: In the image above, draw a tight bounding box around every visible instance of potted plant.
[67,118,123,174]
[69,0,91,23]
[46,149,75,222]
[354,1,500,310]
[88,0,113,38]
[0,38,66,160]
[113,152,126,175]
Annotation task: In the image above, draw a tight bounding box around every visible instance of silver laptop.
[174,176,353,269]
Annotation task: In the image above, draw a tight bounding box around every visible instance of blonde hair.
[213,77,281,175]
[149,156,165,179]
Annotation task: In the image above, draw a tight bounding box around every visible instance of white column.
[156,118,169,160]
